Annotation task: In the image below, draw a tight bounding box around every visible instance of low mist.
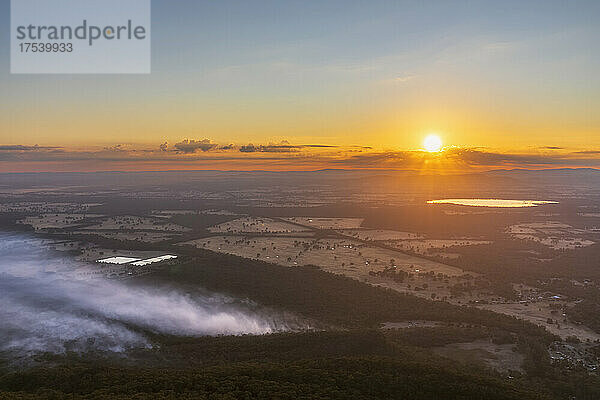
[0,232,298,356]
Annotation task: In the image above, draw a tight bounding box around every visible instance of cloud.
[325,147,600,170]
[573,150,600,154]
[0,232,301,357]
[379,74,416,85]
[240,143,298,153]
[2,141,600,172]
[540,146,563,150]
[103,144,126,152]
[303,144,338,149]
[239,144,258,153]
[391,74,416,83]
[449,148,563,166]
[239,142,337,153]
[0,145,61,151]
[174,139,217,153]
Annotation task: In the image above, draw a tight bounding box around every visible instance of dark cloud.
[260,145,301,153]
[541,146,563,150]
[0,145,61,151]
[326,147,600,169]
[103,144,126,152]
[448,148,566,166]
[239,144,259,153]
[159,142,168,152]
[156,139,337,154]
[239,143,336,153]
[174,139,217,153]
[239,143,300,153]
[573,150,600,154]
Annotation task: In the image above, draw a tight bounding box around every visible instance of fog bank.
[0,232,296,355]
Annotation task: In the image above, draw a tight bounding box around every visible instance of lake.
[427,199,559,208]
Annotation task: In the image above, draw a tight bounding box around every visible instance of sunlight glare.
[423,134,443,152]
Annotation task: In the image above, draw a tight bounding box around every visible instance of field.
[182,235,465,277]
[73,247,177,279]
[385,239,492,254]
[152,209,242,216]
[180,234,486,309]
[19,213,103,230]
[507,222,596,250]
[337,229,423,241]
[282,217,364,229]
[0,202,99,213]
[207,216,310,234]
[82,216,190,232]
[181,228,600,342]
[480,301,600,341]
[73,230,176,243]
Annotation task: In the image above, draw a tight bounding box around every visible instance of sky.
[1,0,599,172]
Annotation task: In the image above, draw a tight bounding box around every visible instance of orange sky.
[1,1,599,172]
[1,142,599,173]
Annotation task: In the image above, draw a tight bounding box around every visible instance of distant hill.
[1,168,598,193]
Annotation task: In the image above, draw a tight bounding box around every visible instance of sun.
[423,134,443,152]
